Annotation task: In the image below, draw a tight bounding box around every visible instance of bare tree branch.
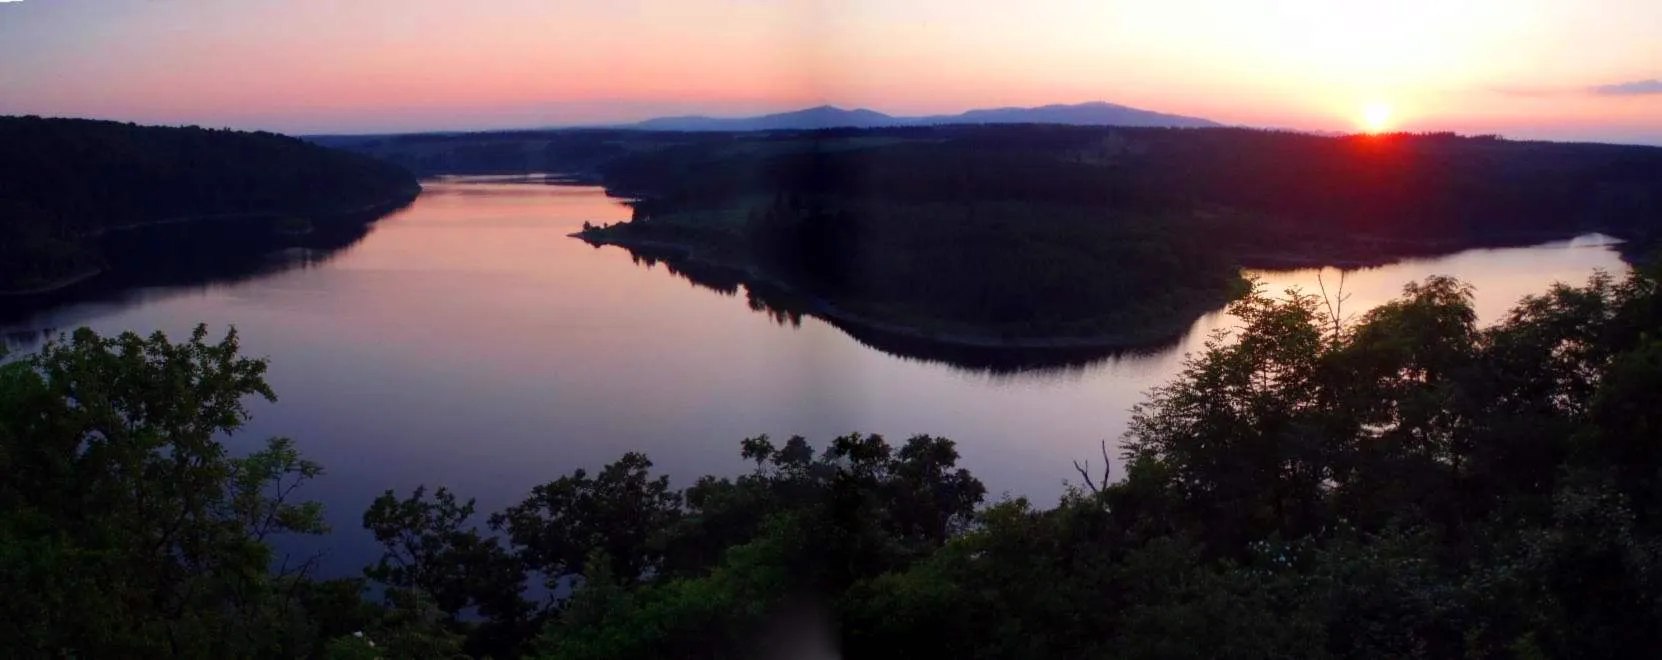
[1073,440,1113,494]
[1317,269,1353,342]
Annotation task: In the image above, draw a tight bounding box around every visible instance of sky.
[1,0,1659,142]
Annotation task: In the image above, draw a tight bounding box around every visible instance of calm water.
[1,177,1632,574]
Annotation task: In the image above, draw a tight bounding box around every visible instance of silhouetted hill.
[633,105,902,131]
[917,101,1219,128]
[0,116,420,294]
[621,101,1220,131]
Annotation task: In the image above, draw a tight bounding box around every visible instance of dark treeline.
[331,126,1662,344]
[600,126,1662,246]
[587,192,1247,343]
[5,264,1661,658]
[732,197,1244,339]
[551,125,1662,345]
[310,129,639,178]
[329,124,1662,248]
[0,116,419,293]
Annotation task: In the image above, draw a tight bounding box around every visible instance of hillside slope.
[0,116,420,293]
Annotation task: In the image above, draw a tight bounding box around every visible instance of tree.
[490,452,683,590]
[1123,283,1343,551]
[4,266,1661,658]
[0,325,329,656]
[362,484,534,657]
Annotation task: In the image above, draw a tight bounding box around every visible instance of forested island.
[0,117,420,296]
[5,264,1662,658]
[324,124,1662,350]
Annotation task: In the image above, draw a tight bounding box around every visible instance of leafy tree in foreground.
[4,262,1661,659]
[0,325,329,656]
[834,265,1662,659]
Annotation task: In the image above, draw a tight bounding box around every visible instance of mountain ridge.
[623,101,1221,131]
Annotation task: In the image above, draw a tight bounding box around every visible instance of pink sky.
[1,0,1658,142]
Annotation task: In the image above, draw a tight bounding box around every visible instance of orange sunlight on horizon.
[0,0,1658,142]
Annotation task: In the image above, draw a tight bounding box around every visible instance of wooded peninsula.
[328,124,1662,348]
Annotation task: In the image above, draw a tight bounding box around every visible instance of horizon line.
[7,108,1662,149]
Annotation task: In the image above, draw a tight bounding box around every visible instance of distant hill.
[0,116,420,294]
[623,102,1220,132]
[633,106,902,131]
[916,102,1220,128]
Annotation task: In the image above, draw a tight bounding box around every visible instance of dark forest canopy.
[537,125,1660,346]
[588,126,1662,246]
[323,125,1662,347]
[0,116,419,293]
[5,264,1662,658]
[593,197,1249,344]
[330,124,1662,249]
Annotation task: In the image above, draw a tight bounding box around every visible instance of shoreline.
[1,187,422,299]
[571,231,1239,352]
[0,268,106,298]
[1236,229,1629,271]
[89,185,423,238]
[572,225,1632,354]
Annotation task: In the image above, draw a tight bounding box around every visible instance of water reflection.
[602,232,1634,378]
[1243,235,1632,326]
[0,177,1634,577]
[0,198,413,334]
[604,242,1190,377]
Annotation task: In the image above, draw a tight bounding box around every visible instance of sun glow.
[1360,103,1394,134]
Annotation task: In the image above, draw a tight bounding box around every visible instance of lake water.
[0,177,1632,575]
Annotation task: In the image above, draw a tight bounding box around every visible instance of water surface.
[1,178,1631,574]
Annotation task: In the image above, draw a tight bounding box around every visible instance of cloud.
[1590,79,1662,96]
[1483,79,1662,98]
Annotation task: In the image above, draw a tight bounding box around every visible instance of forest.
[0,117,419,293]
[559,125,1662,344]
[330,124,1662,250]
[589,196,1246,342]
[4,260,1660,658]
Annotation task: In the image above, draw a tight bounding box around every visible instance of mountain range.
[625,101,1221,132]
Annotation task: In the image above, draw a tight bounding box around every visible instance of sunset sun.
[1360,103,1394,134]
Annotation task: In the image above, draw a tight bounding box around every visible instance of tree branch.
[1073,440,1113,494]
